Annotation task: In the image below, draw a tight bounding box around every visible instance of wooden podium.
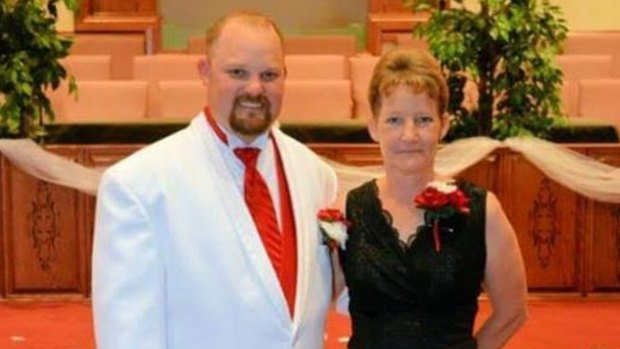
[75,0,161,52]
[366,0,449,55]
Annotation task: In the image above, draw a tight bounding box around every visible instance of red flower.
[318,208,348,224]
[413,181,470,253]
[414,186,449,209]
[318,208,351,250]
[449,190,471,214]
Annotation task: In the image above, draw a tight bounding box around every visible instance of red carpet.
[0,299,619,349]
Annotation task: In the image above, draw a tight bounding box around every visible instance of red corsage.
[414,181,470,253]
[317,208,351,250]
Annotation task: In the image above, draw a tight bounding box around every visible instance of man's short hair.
[205,10,284,57]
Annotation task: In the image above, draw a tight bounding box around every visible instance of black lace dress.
[339,180,487,349]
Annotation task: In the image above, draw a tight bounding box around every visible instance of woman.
[333,48,527,349]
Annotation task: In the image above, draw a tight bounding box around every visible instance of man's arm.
[92,170,167,349]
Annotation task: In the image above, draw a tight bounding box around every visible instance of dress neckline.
[369,179,426,250]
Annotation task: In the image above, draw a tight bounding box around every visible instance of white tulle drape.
[504,137,620,203]
[0,139,102,196]
[1,136,619,203]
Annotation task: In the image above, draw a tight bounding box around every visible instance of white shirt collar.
[221,125,271,151]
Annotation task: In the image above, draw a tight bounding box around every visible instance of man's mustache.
[235,94,270,106]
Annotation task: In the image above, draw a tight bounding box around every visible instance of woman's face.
[368,84,448,175]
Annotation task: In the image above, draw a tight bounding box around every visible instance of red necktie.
[234,147,283,278]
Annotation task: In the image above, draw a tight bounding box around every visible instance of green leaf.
[20,83,32,96]
[63,0,79,11]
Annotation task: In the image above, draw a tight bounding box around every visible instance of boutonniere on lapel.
[317,208,351,250]
[414,181,470,253]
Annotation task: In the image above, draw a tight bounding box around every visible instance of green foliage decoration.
[0,0,78,138]
[405,0,568,140]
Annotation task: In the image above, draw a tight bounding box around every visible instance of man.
[92,11,337,349]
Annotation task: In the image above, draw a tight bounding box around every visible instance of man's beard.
[229,94,275,137]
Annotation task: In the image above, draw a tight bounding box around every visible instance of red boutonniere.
[318,208,351,250]
[414,181,470,253]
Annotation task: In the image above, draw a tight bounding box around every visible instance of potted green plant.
[407,0,568,140]
[0,0,78,139]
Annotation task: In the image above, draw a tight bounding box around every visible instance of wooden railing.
[1,143,619,299]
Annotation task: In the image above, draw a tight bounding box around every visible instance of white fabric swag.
[0,136,619,203]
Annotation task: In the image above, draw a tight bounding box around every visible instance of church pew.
[60,55,112,81]
[49,81,148,122]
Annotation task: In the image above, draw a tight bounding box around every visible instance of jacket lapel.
[272,129,314,328]
[192,116,290,325]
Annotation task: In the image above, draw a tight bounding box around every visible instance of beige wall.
[461,0,620,31]
[56,0,367,34]
[552,0,620,31]
[57,1,73,32]
[57,0,620,34]
[161,0,367,34]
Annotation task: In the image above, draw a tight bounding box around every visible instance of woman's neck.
[379,169,435,205]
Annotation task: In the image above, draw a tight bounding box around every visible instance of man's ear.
[198,58,210,87]
[367,116,380,143]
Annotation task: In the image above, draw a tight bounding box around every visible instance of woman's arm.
[475,192,528,349]
[330,192,347,301]
[331,248,346,301]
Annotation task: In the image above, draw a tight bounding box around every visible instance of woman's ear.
[439,113,450,140]
[367,116,380,143]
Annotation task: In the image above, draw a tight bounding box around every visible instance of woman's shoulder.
[456,179,486,193]
[346,179,378,202]
[456,179,487,203]
[451,179,490,224]
[344,179,378,212]
[456,180,509,228]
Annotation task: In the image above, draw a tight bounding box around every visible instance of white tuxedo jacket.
[92,114,337,349]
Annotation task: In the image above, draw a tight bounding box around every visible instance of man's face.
[201,21,285,143]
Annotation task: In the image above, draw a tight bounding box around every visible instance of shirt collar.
[204,106,271,151]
